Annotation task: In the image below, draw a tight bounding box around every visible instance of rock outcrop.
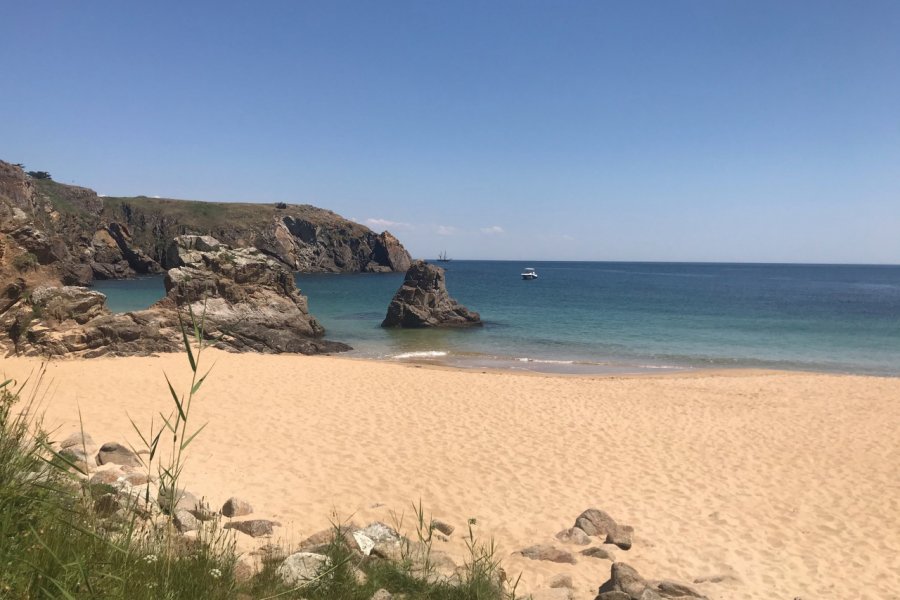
[0,235,349,357]
[158,235,349,354]
[381,260,481,328]
[575,508,634,550]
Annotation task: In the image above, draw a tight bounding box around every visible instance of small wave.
[516,357,575,365]
[392,351,449,359]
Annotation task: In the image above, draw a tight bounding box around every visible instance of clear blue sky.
[2,1,898,263]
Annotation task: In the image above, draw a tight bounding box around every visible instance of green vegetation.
[12,252,39,272]
[26,171,52,180]
[0,313,516,599]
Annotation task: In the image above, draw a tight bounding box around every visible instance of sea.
[94,261,900,376]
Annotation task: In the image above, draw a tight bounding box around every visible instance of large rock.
[31,286,107,324]
[159,236,350,355]
[556,527,591,545]
[595,563,708,600]
[224,519,280,538]
[276,552,330,586]
[517,544,577,564]
[95,442,142,467]
[358,521,403,560]
[575,509,633,550]
[381,260,481,328]
[221,496,253,517]
[581,546,616,562]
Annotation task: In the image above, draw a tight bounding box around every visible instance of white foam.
[516,357,575,365]
[392,351,449,360]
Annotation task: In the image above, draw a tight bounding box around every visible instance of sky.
[2,1,899,263]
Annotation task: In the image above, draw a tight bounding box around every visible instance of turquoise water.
[94,261,900,376]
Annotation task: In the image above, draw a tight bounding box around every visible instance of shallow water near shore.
[94,260,900,376]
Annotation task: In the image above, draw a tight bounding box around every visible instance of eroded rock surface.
[382,260,481,328]
[0,159,412,282]
[595,563,708,600]
[1,235,349,357]
[159,236,350,354]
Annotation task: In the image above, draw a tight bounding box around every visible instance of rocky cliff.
[0,236,350,358]
[0,160,412,286]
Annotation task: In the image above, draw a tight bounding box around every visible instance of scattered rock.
[90,467,125,486]
[360,521,401,544]
[60,431,94,449]
[96,442,142,467]
[518,544,577,564]
[122,471,150,486]
[156,488,200,514]
[692,573,739,585]
[549,574,574,589]
[556,527,591,545]
[276,552,329,586]
[225,519,279,538]
[233,554,257,582]
[370,589,393,600]
[381,260,482,328]
[353,530,376,556]
[655,580,706,598]
[596,563,709,600]
[174,509,199,533]
[581,546,616,562]
[299,526,358,553]
[575,509,618,538]
[432,519,455,536]
[574,508,633,550]
[607,525,634,551]
[222,496,253,517]
[597,563,653,599]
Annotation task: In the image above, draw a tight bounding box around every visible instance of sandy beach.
[2,351,898,600]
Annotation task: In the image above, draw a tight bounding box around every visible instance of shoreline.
[2,350,899,599]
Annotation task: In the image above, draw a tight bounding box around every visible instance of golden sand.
[2,351,898,599]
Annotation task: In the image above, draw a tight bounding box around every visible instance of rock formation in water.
[0,159,412,287]
[381,260,481,328]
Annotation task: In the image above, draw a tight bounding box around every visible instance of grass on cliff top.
[31,176,375,235]
[100,195,371,234]
[0,319,515,600]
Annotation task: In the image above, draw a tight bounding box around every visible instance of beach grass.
[0,325,515,600]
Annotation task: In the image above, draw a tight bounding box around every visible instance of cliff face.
[0,160,412,285]
[0,160,405,355]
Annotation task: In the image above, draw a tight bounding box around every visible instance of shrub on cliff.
[12,252,38,272]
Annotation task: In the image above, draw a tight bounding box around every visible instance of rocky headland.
[0,159,413,357]
[381,260,481,328]
[0,159,411,286]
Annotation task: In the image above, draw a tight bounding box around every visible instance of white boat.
[521,267,538,280]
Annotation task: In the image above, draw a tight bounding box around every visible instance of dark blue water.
[94,261,900,376]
